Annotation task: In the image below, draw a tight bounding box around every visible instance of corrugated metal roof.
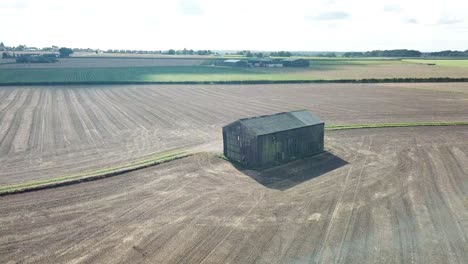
[224,59,241,63]
[248,58,273,62]
[238,110,323,135]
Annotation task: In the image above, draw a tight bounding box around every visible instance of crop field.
[1,126,467,263]
[404,59,468,67]
[1,83,468,188]
[0,82,467,263]
[375,82,468,94]
[2,59,468,84]
[0,57,205,68]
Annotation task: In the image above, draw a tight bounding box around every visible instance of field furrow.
[0,90,34,155]
[1,127,466,263]
[0,83,467,187]
[10,89,41,153]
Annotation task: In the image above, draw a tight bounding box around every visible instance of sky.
[0,0,467,52]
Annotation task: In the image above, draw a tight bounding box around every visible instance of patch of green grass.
[403,59,468,67]
[325,121,468,130]
[0,149,189,195]
[0,65,319,83]
[217,154,228,161]
[0,66,274,83]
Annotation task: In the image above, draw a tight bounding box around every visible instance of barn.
[248,58,283,67]
[282,58,310,67]
[223,110,324,168]
[222,59,248,67]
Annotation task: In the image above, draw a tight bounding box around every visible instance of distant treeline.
[226,50,293,57]
[344,49,422,57]
[2,41,468,58]
[426,50,468,57]
[0,42,216,56]
[343,49,468,57]
[106,48,216,56]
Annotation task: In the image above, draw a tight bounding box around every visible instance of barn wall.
[283,59,310,67]
[257,124,324,167]
[223,123,257,166]
[223,122,242,163]
[224,122,324,168]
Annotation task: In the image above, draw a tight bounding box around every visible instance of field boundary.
[325,121,468,130]
[0,150,191,196]
[1,77,468,86]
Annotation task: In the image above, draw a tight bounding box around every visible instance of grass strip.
[1,122,467,196]
[325,121,468,130]
[0,149,190,196]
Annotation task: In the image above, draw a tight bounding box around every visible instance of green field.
[1,58,468,84]
[403,59,468,67]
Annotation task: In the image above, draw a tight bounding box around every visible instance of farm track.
[0,127,466,263]
[0,83,468,186]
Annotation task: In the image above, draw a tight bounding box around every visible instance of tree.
[168,49,176,55]
[196,50,212,55]
[344,52,364,57]
[254,52,264,58]
[270,51,292,57]
[58,47,74,57]
[428,50,467,57]
[0,42,5,51]
[14,45,26,51]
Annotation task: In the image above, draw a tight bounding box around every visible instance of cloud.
[437,16,462,25]
[178,0,202,15]
[307,11,350,21]
[2,0,468,51]
[405,18,418,24]
[383,4,402,12]
[0,0,28,9]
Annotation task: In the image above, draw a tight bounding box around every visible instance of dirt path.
[1,126,467,263]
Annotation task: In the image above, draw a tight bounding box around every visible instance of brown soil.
[1,83,468,186]
[0,126,467,263]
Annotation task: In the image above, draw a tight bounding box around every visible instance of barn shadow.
[235,151,348,191]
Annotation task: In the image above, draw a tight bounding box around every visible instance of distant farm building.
[248,58,283,67]
[282,58,309,67]
[223,110,324,168]
[222,59,248,67]
[219,58,309,68]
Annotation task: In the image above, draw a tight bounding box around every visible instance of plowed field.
[1,127,467,263]
[1,83,468,187]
